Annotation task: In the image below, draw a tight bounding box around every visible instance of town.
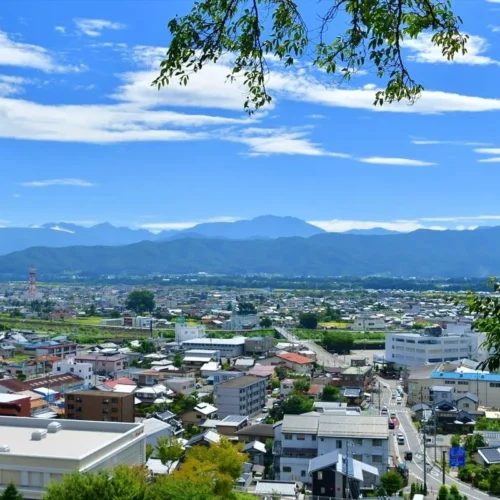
[0,279,497,500]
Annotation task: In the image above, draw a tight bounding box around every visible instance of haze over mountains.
[1,224,500,278]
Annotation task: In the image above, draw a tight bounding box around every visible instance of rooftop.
[431,371,500,381]
[217,375,264,388]
[182,337,246,345]
[342,366,372,375]
[26,374,84,390]
[219,415,248,426]
[277,352,314,365]
[67,390,132,398]
[0,416,143,459]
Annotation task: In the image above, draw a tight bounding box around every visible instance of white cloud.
[478,157,500,163]
[488,25,500,32]
[21,178,95,187]
[420,215,500,222]
[412,139,492,146]
[308,219,447,233]
[0,30,83,72]
[402,33,498,65]
[475,148,500,154]
[54,26,66,34]
[74,18,126,37]
[307,114,326,119]
[358,157,436,166]
[140,216,241,231]
[228,128,350,158]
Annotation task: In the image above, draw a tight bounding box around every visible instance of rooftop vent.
[48,422,62,433]
[0,444,10,453]
[31,429,47,441]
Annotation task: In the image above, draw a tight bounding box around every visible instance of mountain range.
[0,216,324,255]
[2,225,500,278]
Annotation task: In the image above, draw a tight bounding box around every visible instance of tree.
[237,302,256,315]
[108,309,121,319]
[86,303,97,317]
[153,0,466,115]
[321,385,340,402]
[147,475,214,500]
[157,436,183,473]
[380,471,403,496]
[0,484,23,500]
[173,352,184,369]
[260,316,272,328]
[275,365,287,380]
[323,332,354,354]
[292,377,310,394]
[281,393,314,415]
[450,434,462,448]
[438,485,449,500]
[488,464,500,494]
[44,465,148,500]
[449,484,460,500]
[146,443,154,461]
[125,290,155,315]
[299,312,318,329]
[137,339,156,354]
[463,433,486,456]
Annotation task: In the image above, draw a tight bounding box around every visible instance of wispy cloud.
[402,33,498,65]
[412,139,492,146]
[54,26,66,34]
[308,219,447,233]
[140,217,241,231]
[475,148,500,154]
[74,18,126,37]
[307,114,326,120]
[420,215,500,222]
[0,30,84,73]
[478,157,500,163]
[358,157,436,166]
[21,178,95,187]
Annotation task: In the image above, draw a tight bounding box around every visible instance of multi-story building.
[385,331,472,367]
[0,416,145,499]
[65,390,134,422]
[277,352,314,375]
[273,414,388,486]
[224,313,259,331]
[174,316,205,344]
[74,354,126,376]
[35,342,78,358]
[181,337,246,358]
[244,336,274,355]
[407,363,500,409]
[0,393,31,417]
[137,368,196,386]
[214,375,267,418]
[52,357,93,386]
[340,365,373,391]
[353,313,385,331]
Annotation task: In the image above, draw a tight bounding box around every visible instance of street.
[377,377,492,500]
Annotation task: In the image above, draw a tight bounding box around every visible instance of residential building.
[137,368,196,386]
[0,345,15,358]
[274,414,389,485]
[143,417,175,446]
[165,377,195,395]
[174,316,205,344]
[65,391,134,422]
[74,354,126,376]
[280,379,295,397]
[277,352,314,374]
[210,371,243,385]
[216,415,248,436]
[0,416,146,499]
[234,424,274,443]
[52,357,93,386]
[35,342,78,358]
[353,313,385,331]
[244,336,274,355]
[0,394,31,417]
[243,441,267,466]
[224,313,259,331]
[385,331,472,366]
[180,403,218,425]
[181,337,246,358]
[340,365,373,391]
[214,375,267,418]
[26,374,86,397]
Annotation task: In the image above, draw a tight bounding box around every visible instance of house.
[0,345,15,358]
[274,414,389,485]
[135,385,169,405]
[35,342,78,358]
[0,393,31,417]
[74,354,126,376]
[276,352,314,375]
[215,415,248,436]
[233,424,275,443]
[477,447,500,466]
[180,402,218,425]
[52,357,93,386]
[0,378,30,393]
[26,373,86,395]
[307,384,323,400]
[214,375,267,418]
[153,410,184,435]
[247,364,276,380]
[65,391,134,422]
[243,440,267,466]
[309,449,379,499]
[185,429,221,448]
[143,417,175,446]
[280,379,295,397]
[340,365,373,391]
[166,377,195,395]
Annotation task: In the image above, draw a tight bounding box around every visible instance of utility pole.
[442,450,446,486]
[434,407,438,463]
[378,381,381,411]
[421,388,427,492]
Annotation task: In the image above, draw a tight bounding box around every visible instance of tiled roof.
[277,352,314,365]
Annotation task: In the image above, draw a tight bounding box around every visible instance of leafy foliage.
[380,471,403,495]
[299,312,318,329]
[260,316,272,328]
[125,289,155,314]
[1,484,23,500]
[450,434,461,448]
[463,433,486,456]
[323,331,354,354]
[153,0,467,114]
[156,436,183,471]
[236,302,257,315]
[292,377,310,394]
[280,393,314,415]
[321,384,340,402]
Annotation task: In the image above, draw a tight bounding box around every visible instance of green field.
[70,317,103,325]
[291,329,386,341]
[206,329,276,339]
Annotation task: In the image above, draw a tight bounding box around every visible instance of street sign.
[449,447,466,467]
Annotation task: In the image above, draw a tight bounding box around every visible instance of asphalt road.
[274,327,347,368]
[377,377,492,500]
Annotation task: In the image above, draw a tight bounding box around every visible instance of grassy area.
[206,329,276,339]
[12,354,31,362]
[319,321,350,328]
[292,329,386,341]
[70,317,103,325]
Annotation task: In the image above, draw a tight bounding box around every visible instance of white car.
[396,398,402,405]
[262,407,269,413]
[390,411,397,418]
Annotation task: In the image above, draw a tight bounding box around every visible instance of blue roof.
[431,371,500,382]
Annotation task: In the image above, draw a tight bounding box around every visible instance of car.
[388,421,395,429]
[262,407,269,413]
[390,411,397,418]
[404,451,413,461]
[381,406,388,415]
[397,433,405,445]
[397,399,402,405]
[391,393,396,399]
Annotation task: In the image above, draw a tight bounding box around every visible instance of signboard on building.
[449,447,466,467]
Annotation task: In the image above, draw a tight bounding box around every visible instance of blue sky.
[2,0,500,233]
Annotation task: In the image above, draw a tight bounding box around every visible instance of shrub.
[478,479,489,491]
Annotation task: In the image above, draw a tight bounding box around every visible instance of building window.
[312,435,317,441]
[282,467,291,473]
[297,434,305,441]
[301,470,306,477]
[463,403,469,408]
[284,434,292,440]
[372,439,382,447]
[491,383,500,388]
[336,440,342,449]
[320,487,326,494]
[317,471,323,480]
[102,399,109,404]
[112,398,118,403]
[111,407,118,413]
[372,455,383,463]
[67,395,74,401]
[67,404,74,410]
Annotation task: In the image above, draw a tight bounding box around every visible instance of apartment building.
[35,342,78,358]
[74,354,125,375]
[174,316,205,344]
[214,375,267,418]
[274,414,389,486]
[65,391,134,422]
[52,357,93,386]
[385,332,472,366]
[407,363,500,409]
[244,336,274,355]
[353,314,385,331]
[0,416,145,499]
[181,337,246,357]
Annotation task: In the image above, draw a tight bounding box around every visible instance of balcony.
[281,448,317,459]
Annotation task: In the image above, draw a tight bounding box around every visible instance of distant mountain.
[3,225,500,278]
[344,228,399,235]
[167,215,326,240]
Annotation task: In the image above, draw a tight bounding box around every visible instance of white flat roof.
[182,337,246,345]
[0,393,28,403]
[0,416,142,459]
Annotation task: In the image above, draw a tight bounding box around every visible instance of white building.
[0,416,145,499]
[174,317,205,344]
[181,337,246,358]
[52,357,93,386]
[353,313,385,331]
[274,414,388,486]
[224,313,260,331]
[385,331,473,367]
